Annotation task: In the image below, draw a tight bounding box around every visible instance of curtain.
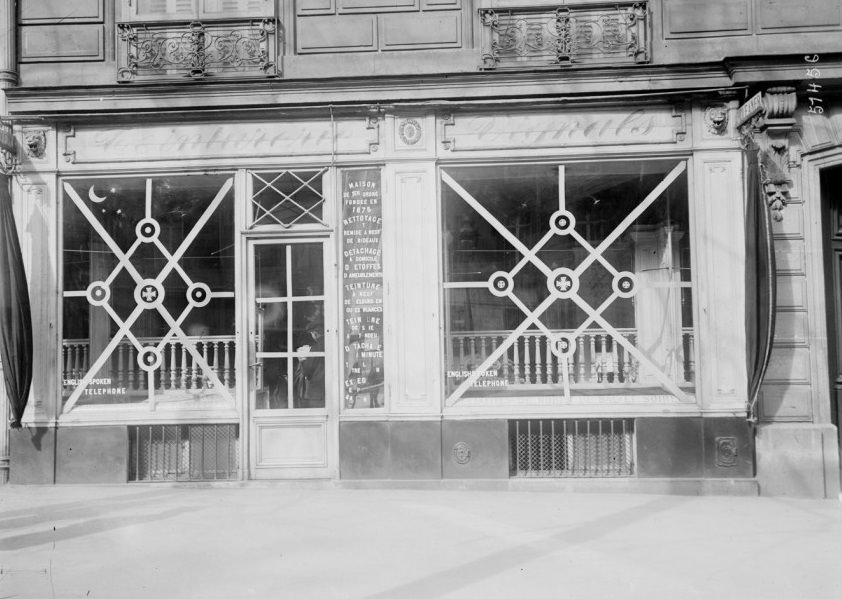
[0,175,33,428]
[745,145,776,421]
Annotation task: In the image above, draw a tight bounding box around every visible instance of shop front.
[11,100,758,490]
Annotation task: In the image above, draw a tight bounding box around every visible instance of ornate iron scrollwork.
[480,2,649,70]
[117,19,279,82]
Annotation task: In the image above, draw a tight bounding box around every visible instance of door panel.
[248,239,335,479]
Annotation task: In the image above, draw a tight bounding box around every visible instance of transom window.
[249,169,329,229]
[442,160,694,406]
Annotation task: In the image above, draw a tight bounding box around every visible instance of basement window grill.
[129,424,239,482]
[510,419,634,477]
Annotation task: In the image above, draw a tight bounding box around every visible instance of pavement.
[0,484,840,599]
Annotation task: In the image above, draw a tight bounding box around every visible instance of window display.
[61,174,236,411]
[442,160,694,405]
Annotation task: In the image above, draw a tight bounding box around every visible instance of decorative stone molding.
[397,118,423,147]
[715,436,738,468]
[762,86,797,119]
[739,86,798,221]
[365,116,380,153]
[704,103,729,135]
[452,442,472,464]
[22,129,47,160]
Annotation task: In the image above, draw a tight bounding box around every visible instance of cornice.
[4,63,736,119]
[725,53,842,85]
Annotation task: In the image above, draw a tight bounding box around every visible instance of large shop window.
[61,174,236,412]
[442,160,694,406]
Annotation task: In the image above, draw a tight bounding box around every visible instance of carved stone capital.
[762,86,797,119]
[737,87,800,222]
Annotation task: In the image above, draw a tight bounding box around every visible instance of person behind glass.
[293,310,325,408]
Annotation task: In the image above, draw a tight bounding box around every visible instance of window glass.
[124,0,272,20]
[254,243,326,410]
[61,174,236,411]
[442,160,693,405]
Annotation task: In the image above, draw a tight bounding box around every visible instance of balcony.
[116,19,278,82]
[479,2,650,70]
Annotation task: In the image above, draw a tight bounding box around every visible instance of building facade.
[1,0,840,497]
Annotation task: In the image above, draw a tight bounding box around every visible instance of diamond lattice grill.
[250,169,327,228]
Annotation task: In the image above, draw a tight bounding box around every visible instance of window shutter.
[199,0,273,18]
[124,0,197,21]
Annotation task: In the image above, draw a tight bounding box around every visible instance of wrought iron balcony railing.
[479,2,649,70]
[117,19,279,82]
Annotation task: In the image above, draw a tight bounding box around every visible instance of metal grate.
[509,419,634,477]
[249,169,328,228]
[479,2,649,70]
[129,424,239,481]
[117,19,278,82]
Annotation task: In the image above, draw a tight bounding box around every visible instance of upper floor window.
[122,0,274,21]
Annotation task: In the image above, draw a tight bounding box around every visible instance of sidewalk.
[0,484,840,599]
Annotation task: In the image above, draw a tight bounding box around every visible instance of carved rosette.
[397,118,423,148]
[452,442,472,464]
[715,437,738,468]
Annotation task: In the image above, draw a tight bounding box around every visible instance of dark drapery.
[0,175,32,428]
[745,145,776,421]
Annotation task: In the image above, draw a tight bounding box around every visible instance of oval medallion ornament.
[453,442,472,465]
[398,118,423,146]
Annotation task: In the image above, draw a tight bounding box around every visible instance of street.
[0,485,840,599]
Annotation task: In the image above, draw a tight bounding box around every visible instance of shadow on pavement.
[0,490,186,532]
[0,505,196,552]
[362,494,687,599]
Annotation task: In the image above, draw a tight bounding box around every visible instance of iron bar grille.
[117,19,278,82]
[479,2,649,70]
[510,419,634,477]
[129,424,239,482]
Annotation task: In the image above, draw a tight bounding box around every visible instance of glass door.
[247,238,336,479]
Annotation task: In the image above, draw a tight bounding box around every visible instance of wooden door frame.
[820,165,842,433]
[802,150,842,432]
[243,236,338,479]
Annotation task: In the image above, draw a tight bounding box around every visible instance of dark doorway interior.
[821,165,842,451]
